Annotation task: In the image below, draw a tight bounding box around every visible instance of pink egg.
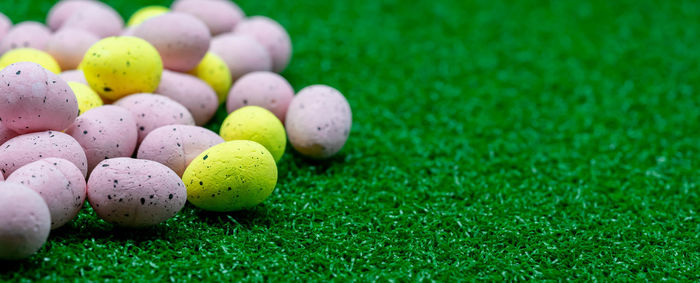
[59,69,88,84]
[0,62,78,134]
[0,22,51,54]
[285,85,352,159]
[133,12,210,72]
[6,158,86,229]
[46,28,99,70]
[226,71,294,122]
[171,0,244,35]
[234,16,292,73]
[0,182,51,260]
[156,70,218,125]
[0,131,88,177]
[65,105,138,174]
[121,26,136,36]
[47,0,103,31]
[0,122,18,146]
[114,94,195,144]
[138,125,224,176]
[0,12,11,41]
[210,33,271,81]
[61,5,124,38]
[87,158,187,228]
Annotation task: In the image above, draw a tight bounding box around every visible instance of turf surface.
[1,0,699,281]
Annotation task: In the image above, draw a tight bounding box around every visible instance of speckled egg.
[46,28,99,70]
[65,105,137,174]
[47,0,104,31]
[0,131,88,177]
[114,94,195,144]
[0,21,51,54]
[183,140,277,212]
[81,36,163,100]
[0,48,62,74]
[171,0,244,35]
[6,158,86,229]
[0,123,17,146]
[0,12,11,42]
[127,6,169,27]
[220,106,286,162]
[0,182,51,260]
[188,52,231,104]
[156,70,218,125]
[68,81,103,115]
[137,125,224,176]
[133,12,210,72]
[210,33,271,81]
[87,158,187,228]
[60,69,88,84]
[286,85,352,159]
[61,5,124,38]
[0,62,77,134]
[234,16,292,73]
[0,171,3,181]
[226,71,294,122]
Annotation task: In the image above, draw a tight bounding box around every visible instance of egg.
[0,12,11,41]
[87,158,187,228]
[61,5,124,38]
[0,21,51,54]
[0,122,17,145]
[114,93,195,143]
[47,0,104,31]
[0,182,51,260]
[133,13,210,72]
[220,106,286,162]
[183,140,277,212]
[0,48,62,74]
[156,70,218,125]
[68,81,103,115]
[127,6,169,27]
[65,105,138,173]
[60,69,88,84]
[285,85,352,159]
[234,16,292,73]
[81,36,163,100]
[226,71,294,122]
[171,0,244,35]
[137,125,224,176]
[210,33,272,81]
[0,171,3,181]
[6,158,86,230]
[0,62,77,134]
[188,52,232,104]
[0,131,88,177]
[46,28,99,70]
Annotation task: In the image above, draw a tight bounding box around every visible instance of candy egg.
[60,69,88,84]
[0,21,51,54]
[0,172,3,181]
[171,0,244,35]
[0,131,88,177]
[67,81,103,115]
[81,36,163,100]
[133,13,210,72]
[226,71,294,122]
[210,33,271,81]
[6,158,86,229]
[0,48,61,74]
[0,182,51,260]
[0,62,77,134]
[87,158,187,228]
[114,94,195,143]
[220,106,286,162]
[183,140,277,212]
[47,0,104,31]
[188,52,231,103]
[65,105,137,173]
[0,12,11,41]
[0,123,17,145]
[127,6,169,27]
[285,85,352,159]
[137,125,224,176]
[234,16,292,73]
[61,5,124,38]
[46,28,99,70]
[156,70,218,125]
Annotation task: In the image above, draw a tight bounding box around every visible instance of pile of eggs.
[0,0,352,260]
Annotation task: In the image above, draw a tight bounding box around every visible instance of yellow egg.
[68,81,103,115]
[183,140,278,212]
[81,36,163,101]
[188,52,232,104]
[220,106,286,162]
[0,48,61,74]
[127,6,170,27]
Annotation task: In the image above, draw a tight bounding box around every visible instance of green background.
[1,0,699,281]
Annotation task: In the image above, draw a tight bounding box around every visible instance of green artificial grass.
[1,0,699,281]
